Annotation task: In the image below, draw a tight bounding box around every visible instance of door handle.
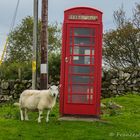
[65,57,69,63]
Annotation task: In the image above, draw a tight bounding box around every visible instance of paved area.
[59,116,109,123]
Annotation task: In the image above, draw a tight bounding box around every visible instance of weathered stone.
[119,71,124,79]
[109,85,116,90]
[117,85,125,91]
[129,84,135,88]
[125,86,132,91]
[133,87,139,91]
[119,79,125,84]
[13,93,19,99]
[14,84,19,89]
[111,79,118,85]
[0,89,10,95]
[123,73,131,80]
[15,79,21,83]
[22,80,28,85]
[127,80,131,84]
[0,95,12,102]
[9,80,15,89]
[137,78,140,82]
[1,81,9,90]
[26,83,32,88]
[132,79,137,84]
[101,103,106,108]
[112,90,117,94]
[106,101,123,109]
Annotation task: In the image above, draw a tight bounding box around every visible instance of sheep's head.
[49,85,59,98]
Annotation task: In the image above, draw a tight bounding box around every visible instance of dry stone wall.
[0,79,32,103]
[102,69,140,98]
[0,68,140,102]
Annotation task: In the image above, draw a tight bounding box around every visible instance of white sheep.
[19,85,59,123]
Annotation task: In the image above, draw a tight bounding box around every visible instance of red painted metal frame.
[60,7,103,117]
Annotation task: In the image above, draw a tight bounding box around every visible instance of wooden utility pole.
[32,0,38,89]
[40,0,48,89]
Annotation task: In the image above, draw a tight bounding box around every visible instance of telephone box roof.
[65,6,103,14]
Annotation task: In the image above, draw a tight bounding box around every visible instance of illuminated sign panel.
[69,15,98,21]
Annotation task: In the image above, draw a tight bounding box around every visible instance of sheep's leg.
[24,108,29,121]
[46,109,50,123]
[20,108,24,121]
[38,110,43,123]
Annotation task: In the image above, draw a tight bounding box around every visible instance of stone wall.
[102,68,140,98]
[0,68,140,102]
[0,79,32,103]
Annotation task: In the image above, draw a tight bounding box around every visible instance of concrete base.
[58,116,109,123]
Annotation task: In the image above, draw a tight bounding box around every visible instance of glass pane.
[73,47,79,54]
[71,95,89,104]
[70,46,72,54]
[74,28,91,36]
[69,65,91,74]
[68,95,71,103]
[70,37,72,45]
[92,56,94,64]
[91,38,95,45]
[73,56,90,64]
[71,75,94,84]
[73,46,91,55]
[71,85,91,93]
[70,28,73,36]
[68,85,71,93]
[92,49,94,55]
[74,37,90,45]
[92,29,95,36]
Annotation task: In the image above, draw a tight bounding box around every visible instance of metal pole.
[32,0,38,89]
[40,0,48,89]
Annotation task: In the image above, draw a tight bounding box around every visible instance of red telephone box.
[60,7,103,117]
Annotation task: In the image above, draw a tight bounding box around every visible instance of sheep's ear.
[48,84,51,89]
[57,85,60,92]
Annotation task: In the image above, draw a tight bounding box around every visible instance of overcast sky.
[0,0,139,57]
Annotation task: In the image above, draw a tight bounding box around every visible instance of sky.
[0,0,139,57]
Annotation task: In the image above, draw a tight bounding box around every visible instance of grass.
[0,94,140,140]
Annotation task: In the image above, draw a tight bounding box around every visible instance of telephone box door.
[63,24,99,115]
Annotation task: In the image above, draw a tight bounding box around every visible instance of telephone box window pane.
[70,46,72,54]
[92,49,94,55]
[71,75,94,84]
[74,37,90,45]
[68,85,71,93]
[71,95,89,104]
[90,66,94,73]
[73,47,79,54]
[70,37,72,45]
[73,56,90,64]
[90,87,94,94]
[88,95,94,104]
[74,28,91,36]
[70,65,91,74]
[92,29,95,36]
[70,29,73,36]
[68,95,71,103]
[92,57,94,64]
[71,85,91,93]
[73,46,91,55]
[91,38,95,45]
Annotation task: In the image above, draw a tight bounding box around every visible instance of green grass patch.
[0,94,140,140]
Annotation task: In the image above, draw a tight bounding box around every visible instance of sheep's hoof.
[25,118,29,121]
[38,119,41,123]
